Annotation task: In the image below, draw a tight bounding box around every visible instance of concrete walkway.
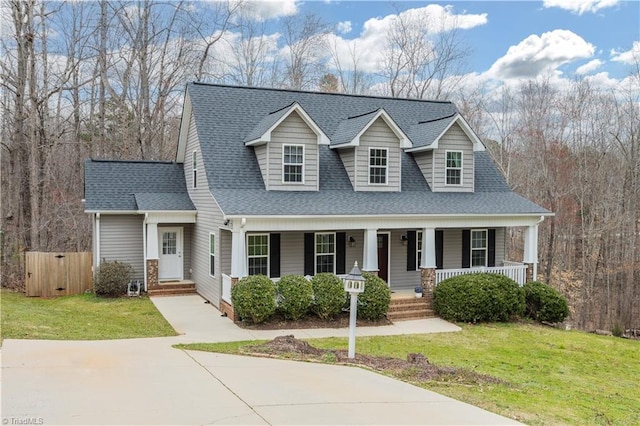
[1,295,521,425]
[150,294,461,343]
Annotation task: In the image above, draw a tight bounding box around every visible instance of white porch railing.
[222,273,232,304]
[436,263,528,286]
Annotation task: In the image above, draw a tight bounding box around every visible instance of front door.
[377,233,389,283]
[158,227,183,281]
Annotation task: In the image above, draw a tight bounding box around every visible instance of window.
[209,233,215,277]
[247,234,269,276]
[162,232,177,255]
[315,233,335,273]
[416,231,423,270]
[192,151,198,189]
[283,145,304,183]
[471,229,487,267]
[446,151,462,185]
[369,148,388,184]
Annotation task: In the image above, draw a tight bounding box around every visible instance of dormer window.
[446,151,462,185]
[192,150,198,188]
[369,148,388,184]
[283,144,304,183]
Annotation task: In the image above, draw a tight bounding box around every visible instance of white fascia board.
[176,90,192,163]
[405,144,435,153]
[224,212,553,232]
[84,210,139,214]
[330,109,411,150]
[245,103,330,147]
[142,211,197,224]
[429,114,485,152]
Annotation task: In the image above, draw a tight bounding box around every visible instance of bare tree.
[280,13,329,90]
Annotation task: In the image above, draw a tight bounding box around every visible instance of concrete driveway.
[1,295,520,425]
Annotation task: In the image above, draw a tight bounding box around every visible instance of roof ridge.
[417,113,457,124]
[89,158,177,165]
[189,81,454,105]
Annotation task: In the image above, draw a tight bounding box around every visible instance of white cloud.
[611,41,640,64]
[487,30,595,79]
[576,59,604,74]
[326,4,487,74]
[239,0,298,22]
[542,0,619,15]
[336,20,352,35]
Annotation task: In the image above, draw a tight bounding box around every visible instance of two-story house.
[84,83,551,316]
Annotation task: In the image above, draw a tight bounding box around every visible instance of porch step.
[387,296,435,321]
[148,283,197,296]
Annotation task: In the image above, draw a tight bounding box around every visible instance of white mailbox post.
[343,261,365,359]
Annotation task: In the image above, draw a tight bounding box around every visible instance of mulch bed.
[235,311,392,330]
[243,335,504,385]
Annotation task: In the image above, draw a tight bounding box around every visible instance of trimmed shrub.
[277,275,313,320]
[94,261,133,298]
[357,273,391,321]
[311,273,346,320]
[433,273,525,323]
[231,275,276,324]
[523,281,569,323]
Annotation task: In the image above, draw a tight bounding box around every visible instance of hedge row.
[231,272,391,324]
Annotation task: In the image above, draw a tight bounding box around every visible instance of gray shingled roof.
[186,83,548,217]
[407,114,457,149]
[84,159,195,211]
[243,102,296,143]
[330,109,380,146]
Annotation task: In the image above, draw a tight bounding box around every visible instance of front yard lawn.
[1,289,177,340]
[176,323,640,425]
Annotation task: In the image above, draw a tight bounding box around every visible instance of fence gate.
[25,252,93,297]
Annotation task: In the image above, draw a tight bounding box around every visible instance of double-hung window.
[445,151,462,185]
[369,148,388,184]
[247,234,269,276]
[283,145,304,183]
[192,151,198,188]
[471,229,487,267]
[315,233,335,273]
[209,233,215,277]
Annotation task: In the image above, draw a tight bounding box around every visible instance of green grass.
[177,323,640,425]
[1,289,177,340]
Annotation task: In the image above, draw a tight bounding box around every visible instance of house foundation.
[220,277,238,322]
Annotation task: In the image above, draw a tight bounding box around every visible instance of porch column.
[420,228,436,297]
[146,222,159,288]
[362,228,378,273]
[523,224,538,282]
[230,227,247,279]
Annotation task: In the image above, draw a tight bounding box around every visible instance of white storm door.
[158,227,183,280]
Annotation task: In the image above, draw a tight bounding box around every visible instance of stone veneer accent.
[420,268,436,298]
[146,259,159,288]
[524,263,534,283]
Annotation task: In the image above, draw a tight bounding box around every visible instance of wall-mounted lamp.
[348,236,356,247]
[400,234,408,245]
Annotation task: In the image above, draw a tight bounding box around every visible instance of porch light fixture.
[343,261,365,358]
[348,236,356,247]
[400,234,408,245]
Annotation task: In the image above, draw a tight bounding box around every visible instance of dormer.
[244,103,329,191]
[330,109,410,192]
[406,114,484,193]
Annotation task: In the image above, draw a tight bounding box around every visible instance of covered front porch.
[218,214,545,310]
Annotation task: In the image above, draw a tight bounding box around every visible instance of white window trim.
[314,232,336,274]
[282,144,305,184]
[416,230,423,271]
[471,229,488,267]
[247,233,269,276]
[368,147,388,186]
[445,150,463,186]
[192,150,198,189]
[209,232,215,278]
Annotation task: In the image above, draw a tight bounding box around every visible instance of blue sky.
[281,0,639,84]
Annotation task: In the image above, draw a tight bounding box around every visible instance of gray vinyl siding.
[184,111,225,306]
[389,229,421,290]
[99,215,144,281]
[220,229,232,276]
[338,148,356,188]
[266,111,318,191]
[355,117,401,192]
[496,228,506,265]
[254,144,267,185]
[412,150,433,188]
[442,228,506,269]
[432,123,474,192]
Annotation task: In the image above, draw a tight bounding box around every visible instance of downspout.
[95,213,100,268]
[143,213,148,292]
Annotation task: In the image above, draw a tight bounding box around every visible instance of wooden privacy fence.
[25,252,93,297]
